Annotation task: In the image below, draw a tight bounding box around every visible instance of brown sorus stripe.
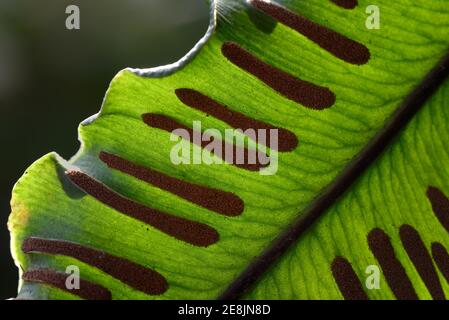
[142,113,270,171]
[427,187,449,233]
[175,88,298,152]
[219,53,449,300]
[399,225,445,300]
[66,170,219,247]
[432,243,449,285]
[330,0,358,9]
[250,0,370,65]
[99,151,244,217]
[331,257,368,300]
[221,42,335,110]
[22,269,112,300]
[22,237,168,296]
[367,228,417,300]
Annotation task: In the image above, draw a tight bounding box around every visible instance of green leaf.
[247,78,449,300]
[7,0,449,299]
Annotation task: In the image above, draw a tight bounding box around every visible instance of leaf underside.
[8,0,449,300]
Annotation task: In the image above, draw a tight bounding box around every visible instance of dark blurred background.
[0,0,209,299]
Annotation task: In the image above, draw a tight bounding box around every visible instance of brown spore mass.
[250,0,370,65]
[331,257,368,300]
[142,113,270,171]
[66,170,219,247]
[330,0,358,10]
[431,242,449,285]
[427,186,449,233]
[99,151,244,216]
[22,237,168,295]
[399,225,445,300]
[175,88,298,152]
[221,42,335,110]
[367,228,418,300]
[22,268,112,300]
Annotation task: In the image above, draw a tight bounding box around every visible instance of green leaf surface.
[247,78,449,300]
[7,0,449,299]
